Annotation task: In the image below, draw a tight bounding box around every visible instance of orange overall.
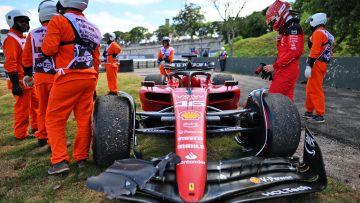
[104,41,121,93]
[158,46,174,76]
[305,27,330,116]
[41,10,100,165]
[3,28,38,139]
[22,22,55,141]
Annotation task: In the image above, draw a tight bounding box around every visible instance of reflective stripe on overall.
[30,26,56,74]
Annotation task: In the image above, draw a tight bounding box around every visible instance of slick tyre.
[262,93,301,156]
[93,95,133,166]
[212,74,234,85]
[144,74,166,85]
[242,92,301,157]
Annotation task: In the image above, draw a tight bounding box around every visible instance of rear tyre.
[212,74,234,85]
[242,93,301,157]
[93,95,133,166]
[144,74,165,85]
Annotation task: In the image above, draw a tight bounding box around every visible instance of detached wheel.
[212,74,234,85]
[242,93,301,157]
[144,74,165,85]
[93,95,133,166]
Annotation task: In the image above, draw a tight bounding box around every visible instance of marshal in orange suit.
[41,0,101,175]
[22,0,59,147]
[3,9,38,140]
[303,13,334,124]
[102,32,121,95]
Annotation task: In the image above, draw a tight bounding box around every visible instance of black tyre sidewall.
[93,95,132,166]
[212,74,234,85]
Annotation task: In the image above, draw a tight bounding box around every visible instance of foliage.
[293,0,360,56]
[172,3,205,39]
[237,11,268,38]
[199,21,223,37]
[154,24,175,41]
[128,26,151,43]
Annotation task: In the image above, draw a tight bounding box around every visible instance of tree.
[293,0,360,55]
[173,3,205,39]
[113,31,131,44]
[154,24,175,41]
[199,21,223,37]
[237,11,267,38]
[208,0,249,57]
[128,26,149,43]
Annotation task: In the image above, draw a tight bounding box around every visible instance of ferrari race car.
[87,55,327,202]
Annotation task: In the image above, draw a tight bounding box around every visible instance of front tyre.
[93,95,133,166]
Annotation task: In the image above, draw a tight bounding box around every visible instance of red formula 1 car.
[87,55,327,202]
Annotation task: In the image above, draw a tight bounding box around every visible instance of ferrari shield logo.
[189,183,195,192]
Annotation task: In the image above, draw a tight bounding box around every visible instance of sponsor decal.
[179,160,206,165]
[176,95,205,99]
[189,183,195,192]
[185,152,197,160]
[250,177,261,184]
[178,144,204,149]
[183,122,199,128]
[178,130,202,135]
[175,101,205,107]
[261,186,312,197]
[179,111,202,120]
[305,132,316,156]
[250,176,294,184]
[178,136,203,141]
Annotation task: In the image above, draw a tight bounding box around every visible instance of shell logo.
[250,177,261,184]
[179,111,202,120]
[189,183,195,192]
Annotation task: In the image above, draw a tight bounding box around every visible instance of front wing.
[87,127,326,202]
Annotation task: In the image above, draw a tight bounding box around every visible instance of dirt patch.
[295,129,360,190]
[0,158,27,178]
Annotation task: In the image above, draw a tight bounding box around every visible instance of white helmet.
[104,32,116,41]
[5,9,31,27]
[221,47,225,51]
[162,36,170,42]
[59,0,88,11]
[306,13,327,27]
[38,0,59,23]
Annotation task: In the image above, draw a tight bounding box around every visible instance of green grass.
[225,31,352,57]
[0,73,359,202]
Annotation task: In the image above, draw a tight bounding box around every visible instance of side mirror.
[224,80,238,86]
[141,81,156,87]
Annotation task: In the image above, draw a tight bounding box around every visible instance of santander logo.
[185,152,197,160]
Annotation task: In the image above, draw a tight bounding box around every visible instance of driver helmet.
[306,13,327,28]
[221,47,225,51]
[266,0,292,31]
[5,9,31,28]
